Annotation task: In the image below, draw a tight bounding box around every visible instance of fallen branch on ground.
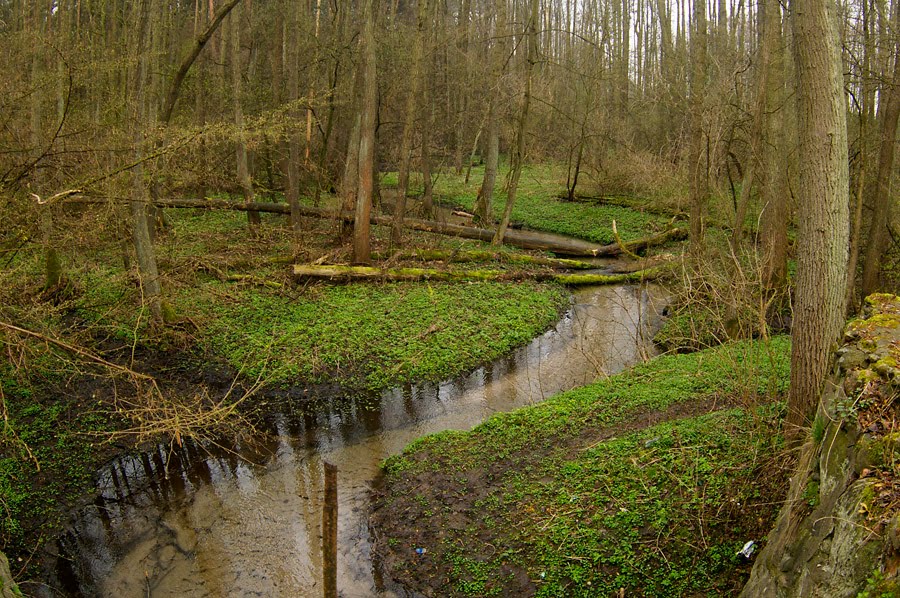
[292,263,668,285]
[371,249,596,269]
[66,196,686,257]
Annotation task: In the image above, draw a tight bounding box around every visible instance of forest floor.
[0,163,681,587]
[372,337,794,597]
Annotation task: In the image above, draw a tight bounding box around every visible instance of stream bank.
[0,276,569,591]
[34,283,663,596]
[372,336,792,596]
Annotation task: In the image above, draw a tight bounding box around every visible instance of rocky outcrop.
[0,551,22,598]
[741,293,900,597]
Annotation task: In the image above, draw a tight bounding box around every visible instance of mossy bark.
[292,264,665,285]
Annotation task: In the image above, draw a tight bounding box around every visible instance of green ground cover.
[375,336,791,596]
[0,368,118,570]
[189,280,569,391]
[382,163,673,244]
[0,168,676,581]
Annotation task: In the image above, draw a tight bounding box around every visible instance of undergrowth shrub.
[655,235,790,353]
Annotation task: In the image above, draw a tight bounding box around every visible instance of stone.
[0,552,21,598]
[837,347,869,371]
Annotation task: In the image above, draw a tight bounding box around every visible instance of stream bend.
[48,284,663,597]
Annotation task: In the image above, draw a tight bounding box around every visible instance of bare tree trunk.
[391,0,427,247]
[474,0,506,226]
[688,0,708,251]
[788,0,850,434]
[231,1,259,229]
[315,0,346,205]
[340,112,362,243]
[305,0,322,167]
[474,99,499,225]
[846,0,874,308]
[759,0,789,290]
[285,0,303,240]
[420,99,435,219]
[30,2,62,290]
[129,0,163,323]
[160,0,242,125]
[493,0,539,246]
[861,0,900,297]
[731,0,776,248]
[353,0,378,264]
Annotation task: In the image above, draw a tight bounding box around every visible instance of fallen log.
[292,264,667,285]
[103,197,685,257]
[371,249,596,269]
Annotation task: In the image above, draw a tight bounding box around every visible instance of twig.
[0,320,155,382]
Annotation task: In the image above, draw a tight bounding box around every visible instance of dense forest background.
[0,0,895,280]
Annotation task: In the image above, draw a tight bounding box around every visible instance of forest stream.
[45,283,664,597]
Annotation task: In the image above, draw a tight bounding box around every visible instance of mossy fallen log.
[145,198,684,257]
[371,249,596,269]
[292,264,666,285]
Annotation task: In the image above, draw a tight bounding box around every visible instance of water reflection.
[47,284,663,597]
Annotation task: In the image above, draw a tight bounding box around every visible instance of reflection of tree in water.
[58,285,663,597]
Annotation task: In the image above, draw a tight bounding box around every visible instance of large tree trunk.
[788,0,850,434]
[129,0,163,323]
[860,1,900,297]
[474,0,506,226]
[474,100,499,225]
[353,0,378,264]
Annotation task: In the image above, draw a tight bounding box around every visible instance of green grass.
[388,336,790,473]
[383,162,673,245]
[188,280,569,391]
[377,336,791,596]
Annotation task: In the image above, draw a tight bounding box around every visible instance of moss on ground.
[383,163,673,244]
[0,367,119,579]
[374,336,791,597]
[188,280,569,391]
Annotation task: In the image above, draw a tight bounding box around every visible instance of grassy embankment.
[0,163,671,579]
[375,336,792,597]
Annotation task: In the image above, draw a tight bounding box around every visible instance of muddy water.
[50,284,663,597]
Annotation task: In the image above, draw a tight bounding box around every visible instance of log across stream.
[45,284,665,597]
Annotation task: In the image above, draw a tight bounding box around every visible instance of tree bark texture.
[788,0,850,433]
[129,0,163,323]
[353,0,378,264]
